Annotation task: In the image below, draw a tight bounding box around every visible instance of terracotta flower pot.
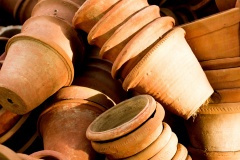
[0,0,24,20]
[181,7,240,61]
[38,99,106,160]
[30,150,69,160]
[149,132,178,160]
[87,0,149,48]
[111,16,175,79]
[188,146,240,160]
[124,122,172,160]
[171,143,188,160]
[72,0,121,33]
[186,102,240,151]
[31,0,80,25]
[99,5,161,63]
[200,57,240,70]
[16,0,38,24]
[122,27,213,119]
[205,67,240,89]
[90,100,165,159]
[86,95,160,141]
[52,85,115,110]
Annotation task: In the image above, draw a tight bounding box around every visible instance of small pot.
[99,5,161,63]
[186,102,240,151]
[72,0,121,33]
[181,7,240,61]
[122,27,213,119]
[87,0,149,48]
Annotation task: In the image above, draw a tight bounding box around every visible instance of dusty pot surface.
[125,122,172,160]
[205,67,240,89]
[31,0,80,25]
[91,102,165,159]
[86,95,160,141]
[38,99,106,160]
[181,7,240,61]
[72,0,121,33]
[186,102,240,151]
[87,0,149,48]
[188,146,240,160]
[123,27,213,119]
[111,16,175,79]
[200,57,240,70]
[99,5,161,63]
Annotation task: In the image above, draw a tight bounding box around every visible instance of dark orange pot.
[38,99,106,160]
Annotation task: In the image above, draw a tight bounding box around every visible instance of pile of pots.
[0,0,239,159]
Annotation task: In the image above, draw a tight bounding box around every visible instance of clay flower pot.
[188,146,240,160]
[124,122,172,160]
[186,102,240,151]
[89,97,165,159]
[205,67,240,89]
[122,27,213,119]
[181,7,240,61]
[29,150,69,160]
[72,0,121,33]
[200,57,240,70]
[0,0,24,21]
[171,143,188,160]
[99,5,161,62]
[111,16,175,79]
[16,0,38,24]
[87,0,149,48]
[86,95,160,141]
[149,132,178,160]
[38,99,106,160]
[31,0,80,25]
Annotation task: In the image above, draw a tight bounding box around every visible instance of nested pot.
[99,5,161,63]
[171,143,188,160]
[111,16,175,79]
[200,57,240,70]
[205,67,240,90]
[188,146,240,160]
[185,102,240,151]
[89,96,165,159]
[72,0,121,33]
[124,122,172,160]
[31,0,80,25]
[181,7,240,61]
[122,27,213,119]
[87,0,149,48]
[38,99,106,160]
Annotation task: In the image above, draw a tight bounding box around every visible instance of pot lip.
[87,0,148,45]
[86,94,157,141]
[111,16,175,79]
[122,27,184,91]
[37,99,106,137]
[180,7,240,39]
[6,34,74,86]
[197,102,240,114]
[30,149,70,160]
[0,113,30,143]
[31,0,80,23]
[52,85,116,109]
[99,5,160,60]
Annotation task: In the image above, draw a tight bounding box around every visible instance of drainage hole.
[7,98,13,104]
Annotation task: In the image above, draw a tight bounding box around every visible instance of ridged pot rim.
[111,16,175,79]
[86,95,158,141]
[122,27,181,91]
[37,99,106,137]
[52,85,115,109]
[6,34,74,86]
[197,102,240,114]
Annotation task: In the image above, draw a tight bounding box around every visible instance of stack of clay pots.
[183,3,240,159]
[72,0,214,120]
[86,94,192,159]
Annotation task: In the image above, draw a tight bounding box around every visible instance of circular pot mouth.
[30,150,69,160]
[86,95,157,141]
